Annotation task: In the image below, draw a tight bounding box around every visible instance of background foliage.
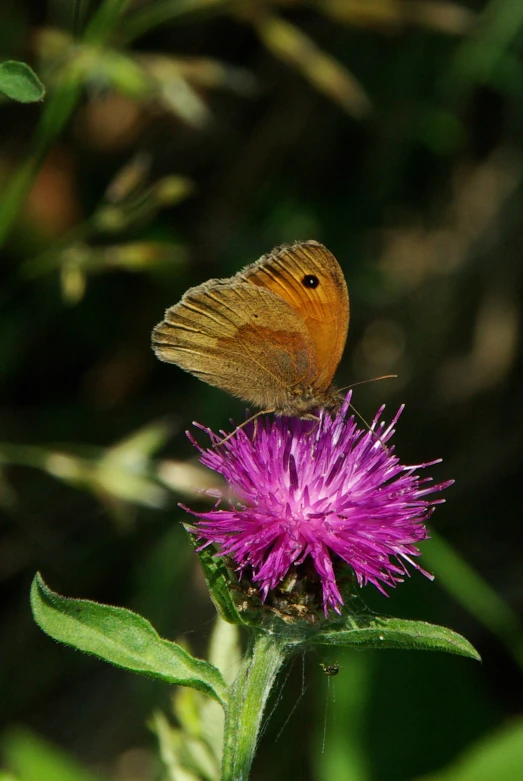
[1,1,522,779]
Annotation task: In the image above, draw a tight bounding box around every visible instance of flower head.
[183,393,452,616]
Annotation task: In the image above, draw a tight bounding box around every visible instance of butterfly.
[151,240,349,417]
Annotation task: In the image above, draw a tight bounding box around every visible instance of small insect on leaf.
[320,662,340,677]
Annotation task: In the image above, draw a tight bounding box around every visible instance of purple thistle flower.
[183,392,453,616]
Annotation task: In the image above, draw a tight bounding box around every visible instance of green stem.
[84,0,132,43]
[0,0,132,248]
[0,73,81,246]
[221,630,287,781]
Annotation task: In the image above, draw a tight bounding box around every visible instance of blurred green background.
[1,0,522,779]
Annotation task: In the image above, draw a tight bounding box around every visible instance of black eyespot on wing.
[302,274,319,288]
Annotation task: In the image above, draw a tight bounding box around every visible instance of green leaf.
[0,61,45,103]
[31,573,228,707]
[184,525,246,626]
[314,614,481,660]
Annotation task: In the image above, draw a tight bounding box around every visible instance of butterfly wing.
[152,279,317,411]
[238,241,349,391]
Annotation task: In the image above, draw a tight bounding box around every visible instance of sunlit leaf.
[314,613,480,660]
[0,60,45,103]
[0,433,169,512]
[31,574,229,707]
[158,458,224,498]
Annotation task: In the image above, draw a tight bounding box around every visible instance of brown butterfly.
[151,240,349,417]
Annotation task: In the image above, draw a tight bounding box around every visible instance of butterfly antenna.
[337,374,397,394]
[338,375,397,453]
[348,403,391,454]
[215,409,274,446]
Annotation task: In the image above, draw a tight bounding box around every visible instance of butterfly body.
[152,240,349,417]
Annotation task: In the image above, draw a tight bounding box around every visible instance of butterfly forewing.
[239,241,349,391]
[152,240,349,416]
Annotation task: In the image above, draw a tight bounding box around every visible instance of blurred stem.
[0,0,131,248]
[83,0,132,43]
[0,75,81,247]
[222,630,287,780]
[426,531,523,670]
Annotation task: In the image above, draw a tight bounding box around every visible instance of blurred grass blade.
[253,13,371,119]
[0,60,45,103]
[172,690,222,775]
[31,573,229,707]
[425,531,523,669]
[314,652,371,781]
[58,241,187,303]
[137,54,257,126]
[140,58,211,126]
[0,437,169,511]
[84,0,131,43]
[95,176,195,232]
[167,56,257,95]
[3,728,104,781]
[152,711,217,781]
[318,0,474,35]
[316,614,480,659]
[413,717,523,781]
[207,615,241,686]
[104,151,152,202]
[157,458,224,498]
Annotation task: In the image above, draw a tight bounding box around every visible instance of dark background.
[1,1,522,779]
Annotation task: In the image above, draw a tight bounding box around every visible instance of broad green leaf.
[3,728,102,781]
[184,525,246,626]
[0,61,45,103]
[314,614,480,660]
[414,717,523,781]
[31,573,228,706]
